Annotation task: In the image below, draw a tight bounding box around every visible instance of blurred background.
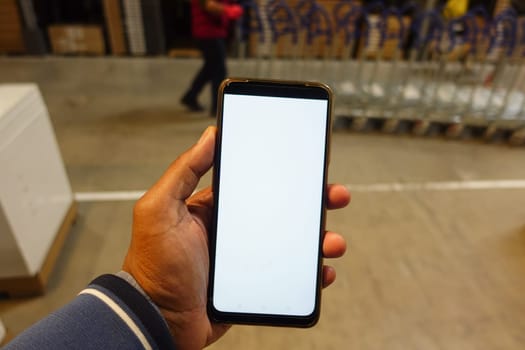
[1,0,525,348]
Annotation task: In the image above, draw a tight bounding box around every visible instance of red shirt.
[191,0,230,39]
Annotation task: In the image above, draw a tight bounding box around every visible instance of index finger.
[327,184,351,210]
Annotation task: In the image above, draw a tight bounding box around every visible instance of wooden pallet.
[0,202,78,297]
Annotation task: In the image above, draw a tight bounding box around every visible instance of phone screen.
[210,80,331,326]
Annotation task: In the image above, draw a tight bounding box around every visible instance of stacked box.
[249,0,363,59]
[48,25,105,55]
[141,0,165,55]
[122,0,146,55]
[493,0,511,16]
[359,15,411,60]
[315,0,348,58]
[103,0,127,55]
[249,0,274,58]
[0,0,26,54]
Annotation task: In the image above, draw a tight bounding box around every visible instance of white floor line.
[75,191,146,202]
[347,180,525,192]
[74,180,525,202]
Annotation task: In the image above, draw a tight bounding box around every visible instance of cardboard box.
[358,15,412,60]
[248,0,360,59]
[48,25,105,55]
[103,0,127,55]
[0,0,26,53]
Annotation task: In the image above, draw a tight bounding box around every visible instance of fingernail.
[198,127,211,145]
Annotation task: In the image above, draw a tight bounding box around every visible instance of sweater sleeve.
[3,274,176,350]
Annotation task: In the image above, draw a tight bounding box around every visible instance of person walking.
[181,0,243,116]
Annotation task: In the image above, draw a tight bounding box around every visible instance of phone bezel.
[208,78,333,327]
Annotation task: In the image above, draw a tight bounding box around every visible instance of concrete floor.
[1,57,525,349]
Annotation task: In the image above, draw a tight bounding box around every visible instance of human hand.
[123,126,350,350]
[224,4,243,20]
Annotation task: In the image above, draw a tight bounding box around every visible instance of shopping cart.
[444,7,490,138]
[410,14,475,136]
[373,7,407,127]
[236,0,265,78]
[346,2,407,131]
[302,2,333,81]
[508,18,525,144]
[459,12,522,140]
[331,0,362,108]
[481,14,525,141]
[378,7,437,132]
[379,3,416,133]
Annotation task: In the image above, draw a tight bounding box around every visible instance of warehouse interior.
[1,0,525,349]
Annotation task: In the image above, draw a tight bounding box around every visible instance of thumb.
[156,126,216,202]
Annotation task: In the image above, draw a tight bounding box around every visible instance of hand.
[123,126,351,350]
[224,4,243,20]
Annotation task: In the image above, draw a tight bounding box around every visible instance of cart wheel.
[351,117,368,132]
[397,120,414,134]
[483,125,498,142]
[463,125,486,140]
[427,122,447,137]
[382,119,400,133]
[485,128,512,143]
[445,123,464,139]
[412,120,431,136]
[509,129,525,146]
[333,116,352,131]
[369,118,385,131]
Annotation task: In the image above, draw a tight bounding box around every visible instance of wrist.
[115,270,149,298]
[115,270,167,324]
[115,271,202,349]
[88,274,176,349]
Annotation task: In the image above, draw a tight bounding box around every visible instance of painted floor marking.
[347,180,525,192]
[75,191,145,202]
[74,180,525,202]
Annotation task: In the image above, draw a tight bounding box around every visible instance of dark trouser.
[184,38,227,114]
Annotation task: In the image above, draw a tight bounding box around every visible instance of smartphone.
[208,78,332,327]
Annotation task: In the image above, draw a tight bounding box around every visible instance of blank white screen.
[213,93,328,316]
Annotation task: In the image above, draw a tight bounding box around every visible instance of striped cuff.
[84,274,176,350]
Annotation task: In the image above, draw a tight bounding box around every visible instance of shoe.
[181,94,204,112]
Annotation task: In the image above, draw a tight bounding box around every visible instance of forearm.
[4,274,175,350]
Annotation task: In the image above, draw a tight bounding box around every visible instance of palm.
[124,187,227,350]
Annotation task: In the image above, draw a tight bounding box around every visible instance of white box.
[0,84,73,280]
